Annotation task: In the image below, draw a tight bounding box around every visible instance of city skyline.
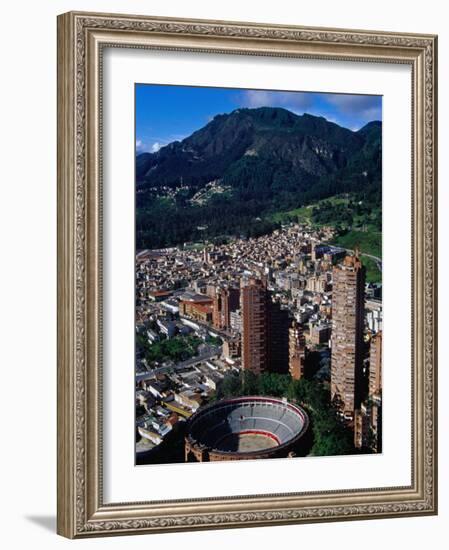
[135,225,383,463]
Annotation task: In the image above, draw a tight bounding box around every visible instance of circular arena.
[184,396,309,462]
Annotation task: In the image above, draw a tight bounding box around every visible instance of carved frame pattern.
[57,11,437,538]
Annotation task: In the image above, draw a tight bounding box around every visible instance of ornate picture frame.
[57,11,437,538]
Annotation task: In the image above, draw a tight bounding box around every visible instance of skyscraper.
[241,278,269,375]
[241,278,289,375]
[331,251,366,420]
[289,321,306,380]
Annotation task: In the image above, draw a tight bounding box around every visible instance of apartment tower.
[241,278,289,375]
[241,278,269,375]
[331,251,365,420]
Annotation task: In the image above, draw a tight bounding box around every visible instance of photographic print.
[57,13,437,536]
[135,84,383,465]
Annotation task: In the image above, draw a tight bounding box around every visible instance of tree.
[241,370,260,395]
[287,378,355,456]
[216,371,242,400]
[259,372,291,397]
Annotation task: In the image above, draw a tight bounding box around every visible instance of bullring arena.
[184,396,309,462]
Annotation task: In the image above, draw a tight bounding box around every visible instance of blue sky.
[136,84,382,154]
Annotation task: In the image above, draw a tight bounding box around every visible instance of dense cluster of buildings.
[136,222,383,457]
[135,356,232,455]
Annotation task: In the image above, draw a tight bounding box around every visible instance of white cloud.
[240,89,313,112]
[323,94,381,119]
[242,90,276,108]
[151,142,162,152]
[169,134,187,142]
[136,139,147,153]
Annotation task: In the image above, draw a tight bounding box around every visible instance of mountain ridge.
[136,107,381,249]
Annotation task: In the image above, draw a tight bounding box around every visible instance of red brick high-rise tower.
[241,278,269,375]
[241,278,289,375]
[331,251,365,420]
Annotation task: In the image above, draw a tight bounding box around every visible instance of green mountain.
[136,107,381,249]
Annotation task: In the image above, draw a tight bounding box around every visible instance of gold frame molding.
[57,11,438,538]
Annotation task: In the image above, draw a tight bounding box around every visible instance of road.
[180,316,233,340]
[136,346,221,382]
